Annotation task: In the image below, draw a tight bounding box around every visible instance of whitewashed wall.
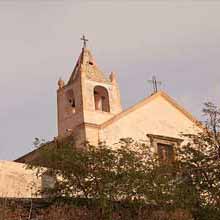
[0,161,41,198]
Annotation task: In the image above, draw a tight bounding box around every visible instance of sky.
[1,1,220,160]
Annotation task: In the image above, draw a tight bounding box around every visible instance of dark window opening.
[72,100,75,108]
[157,143,174,163]
[69,99,75,108]
[66,89,76,112]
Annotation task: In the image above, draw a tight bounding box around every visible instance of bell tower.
[57,37,122,144]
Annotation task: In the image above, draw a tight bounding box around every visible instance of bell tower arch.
[57,38,122,144]
[94,86,110,112]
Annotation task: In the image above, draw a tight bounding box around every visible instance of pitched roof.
[14,140,55,164]
[67,48,110,85]
[100,91,203,129]
[15,91,203,163]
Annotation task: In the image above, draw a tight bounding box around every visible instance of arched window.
[94,86,110,112]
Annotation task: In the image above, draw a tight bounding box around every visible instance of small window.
[147,134,183,163]
[157,143,174,163]
[69,99,75,108]
[66,89,76,113]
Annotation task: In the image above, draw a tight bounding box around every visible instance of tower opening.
[66,89,76,113]
[94,86,110,112]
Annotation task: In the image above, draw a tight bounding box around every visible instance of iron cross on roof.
[148,75,162,94]
[80,35,88,49]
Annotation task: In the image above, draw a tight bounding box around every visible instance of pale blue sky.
[1,1,220,160]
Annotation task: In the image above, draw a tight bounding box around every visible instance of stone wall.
[0,198,192,220]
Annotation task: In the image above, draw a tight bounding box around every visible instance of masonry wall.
[57,74,84,137]
[81,79,121,125]
[0,199,191,220]
[100,95,200,146]
[84,125,100,146]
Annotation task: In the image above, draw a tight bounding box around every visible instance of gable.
[99,91,201,145]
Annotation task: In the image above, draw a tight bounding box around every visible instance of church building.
[17,37,201,163]
[0,38,201,197]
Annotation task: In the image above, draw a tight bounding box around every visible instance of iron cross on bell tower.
[148,75,162,94]
[80,35,88,49]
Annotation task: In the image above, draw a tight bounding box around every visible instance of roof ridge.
[100,91,202,129]
[100,92,161,128]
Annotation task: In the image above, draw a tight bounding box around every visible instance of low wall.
[0,198,192,220]
[0,161,41,198]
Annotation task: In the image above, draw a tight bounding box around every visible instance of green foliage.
[173,102,220,219]
[28,102,220,220]
[30,138,180,219]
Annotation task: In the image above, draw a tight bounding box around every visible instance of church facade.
[16,43,201,164]
[55,44,201,154]
[0,42,202,198]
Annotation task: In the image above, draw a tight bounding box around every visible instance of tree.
[171,102,220,219]
[28,102,220,220]
[29,138,182,219]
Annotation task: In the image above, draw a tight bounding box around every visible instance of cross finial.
[148,75,162,94]
[80,34,88,49]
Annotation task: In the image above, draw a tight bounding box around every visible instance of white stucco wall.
[100,95,201,145]
[0,161,41,198]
